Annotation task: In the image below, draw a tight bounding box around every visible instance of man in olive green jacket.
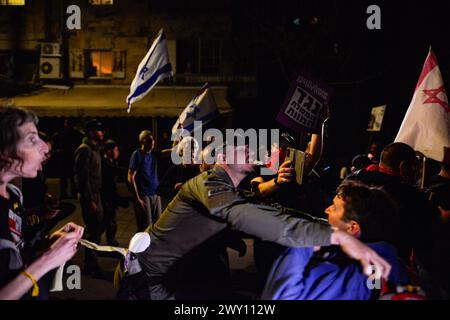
[120,144,391,300]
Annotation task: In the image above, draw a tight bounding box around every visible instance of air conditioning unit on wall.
[39,56,62,79]
[40,43,61,57]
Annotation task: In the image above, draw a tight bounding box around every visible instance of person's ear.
[399,160,407,174]
[399,160,415,181]
[346,220,361,238]
[216,152,226,164]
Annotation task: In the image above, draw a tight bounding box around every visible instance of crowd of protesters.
[1,106,449,300]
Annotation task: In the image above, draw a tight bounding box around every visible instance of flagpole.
[420,156,427,191]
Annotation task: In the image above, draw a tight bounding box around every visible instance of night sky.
[233,0,450,162]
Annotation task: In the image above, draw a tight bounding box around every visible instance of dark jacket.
[136,165,333,299]
[74,137,102,201]
[101,157,128,208]
[347,168,439,269]
[426,175,450,210]
[156,164,200,199]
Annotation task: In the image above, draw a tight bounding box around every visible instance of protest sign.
[367,105,386,131]
[276,72,333,133]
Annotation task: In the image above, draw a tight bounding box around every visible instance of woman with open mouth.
[0,106,84,300]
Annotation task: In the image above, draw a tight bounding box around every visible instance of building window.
[0,0,25,5]
[176,38,222,75]
[199,39,222,75]
[89,0,113,5]
[176,38,199,74]
[86,50,112,78]
[176,38,256,78]
[112,50,126,79]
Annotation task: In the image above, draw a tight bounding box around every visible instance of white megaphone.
[128,232,151,253]
[125,232,151,275]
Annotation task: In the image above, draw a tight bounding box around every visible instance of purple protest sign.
[276,72,333,133]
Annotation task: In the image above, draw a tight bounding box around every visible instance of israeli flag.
[126,29,173,113]
[172,84,220,134]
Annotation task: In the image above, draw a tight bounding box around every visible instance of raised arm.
[304,106,329,175]
[252,160,295,198]
[223,202,390,279]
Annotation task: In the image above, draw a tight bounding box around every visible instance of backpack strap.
[7,183,23,205]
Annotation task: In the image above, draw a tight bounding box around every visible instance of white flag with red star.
[395,49,450,164]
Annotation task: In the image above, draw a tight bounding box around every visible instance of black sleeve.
[74,146,93,201]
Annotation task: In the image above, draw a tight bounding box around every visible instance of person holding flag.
[126,29,173,113]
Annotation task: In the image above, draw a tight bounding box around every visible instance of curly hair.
[0,107,38,182]
[336,180,399,243]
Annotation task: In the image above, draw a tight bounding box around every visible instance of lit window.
[0,0,25,5]
[86,51,112,77]
[89,0,113,5]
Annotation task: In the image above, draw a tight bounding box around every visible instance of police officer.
[74,119,105,277]
[118,142,391,300]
